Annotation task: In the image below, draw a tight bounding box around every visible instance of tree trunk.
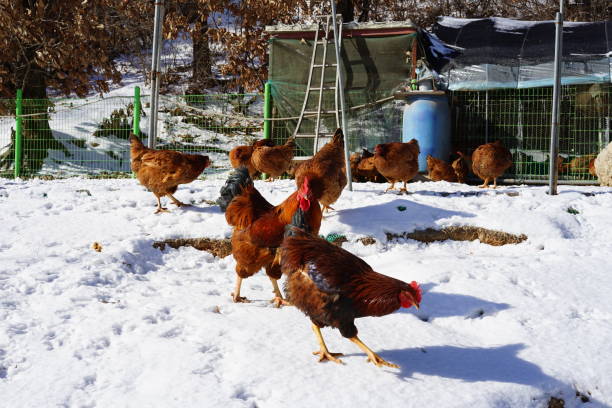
[337,0,355,23]
[357,0,371,22]
[0,65,69,175]
[191,21,213,92]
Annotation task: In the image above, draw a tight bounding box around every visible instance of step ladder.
[293,14,344,159]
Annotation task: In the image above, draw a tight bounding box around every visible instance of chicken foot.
[270,277,292,308]
[384,181,397,192]
[168,193,191,207]
[154,196,169,214]
[349,336,399,368]
[478,177,491,188]
[231,276,251,303]
[311,324,343,364]
[322,205,335,213]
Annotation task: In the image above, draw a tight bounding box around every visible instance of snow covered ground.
[1,177,612,408]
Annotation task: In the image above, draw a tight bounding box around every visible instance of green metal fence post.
[262,82,272,180]
[14,89,23,178]
[133,86,141,136]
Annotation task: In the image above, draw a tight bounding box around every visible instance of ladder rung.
[303,110,337,114]
[313,64,338,68]
[309,86,337,91]
[294,133,334,138]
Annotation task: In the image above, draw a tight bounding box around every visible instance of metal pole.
[133,86,141,136]
[262,82,272,180]
[148,0,165,148]
[330,1,352,191]
[548,2,564,195]
[14,89,23,178]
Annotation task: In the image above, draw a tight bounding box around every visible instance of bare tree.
[0,0,133,173]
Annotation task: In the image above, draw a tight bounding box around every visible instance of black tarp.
[422,16,612,90]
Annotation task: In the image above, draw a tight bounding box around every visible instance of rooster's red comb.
[410,281,422,303]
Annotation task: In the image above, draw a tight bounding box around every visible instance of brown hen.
[472,140,512,188]
[351,149,382,182]
[426,154,457,182]
[452,151,470,183]
[229,139,275,178]
[129,134,210,213]
[373,139,420,192]
[295,128,347,212]
[251,137,296,180]
[557,154,597,177]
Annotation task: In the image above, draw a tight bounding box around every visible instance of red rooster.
[217,167,323,305]
[280,211,422,368]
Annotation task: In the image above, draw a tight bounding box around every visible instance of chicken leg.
[270,277,292,308]
[399,181,408,193]
[322,205,335,213]
[349,336,399,368]
[311,324,343,364]
[154,196,169,213]
[231,276,250,303]
[478,177,491,188]
[384,181,397,192]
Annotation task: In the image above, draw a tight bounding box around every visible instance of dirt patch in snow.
[153,238,232,258]
[386,226,527,246]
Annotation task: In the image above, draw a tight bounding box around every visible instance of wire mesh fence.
[1,84,610,182]
[450,83,610,183]
[0,93,266,179]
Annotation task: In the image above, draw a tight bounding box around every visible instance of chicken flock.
[129,129,518,368]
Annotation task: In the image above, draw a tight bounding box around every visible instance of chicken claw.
[231,293,251,303]
[271,296,293,308]
[154,196,170,213]
[349,336,399,369]
[322,205,335,213]
[312,349,344,364]
[478,177,491,189]
[366,354,400,369]
[168,194,190,207]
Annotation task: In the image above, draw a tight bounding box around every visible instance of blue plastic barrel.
[402,92,451,172]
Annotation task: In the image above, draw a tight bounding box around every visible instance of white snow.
[1,177,612,407]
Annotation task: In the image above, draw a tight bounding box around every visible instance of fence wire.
[0,94,265,179]
[450,83,610,183]
[1,85,610,182]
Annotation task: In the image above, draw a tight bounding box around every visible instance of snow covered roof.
[266,20,416,36]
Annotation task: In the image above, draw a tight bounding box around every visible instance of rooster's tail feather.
[331,128,344,145]
[217,166,252,212]
[129,133,147,155]
[284,207,311,238]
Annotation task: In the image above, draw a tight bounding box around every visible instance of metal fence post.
[133,86,141,136]
[548,3,564,195]
[260,82,272,180]
[263,82,271,140]
[330,2,352,191]
[148,0,165,149]
[14,89,23,178]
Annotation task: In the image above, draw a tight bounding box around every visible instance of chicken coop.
[424,17,612,183]
[265,20,418,156]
